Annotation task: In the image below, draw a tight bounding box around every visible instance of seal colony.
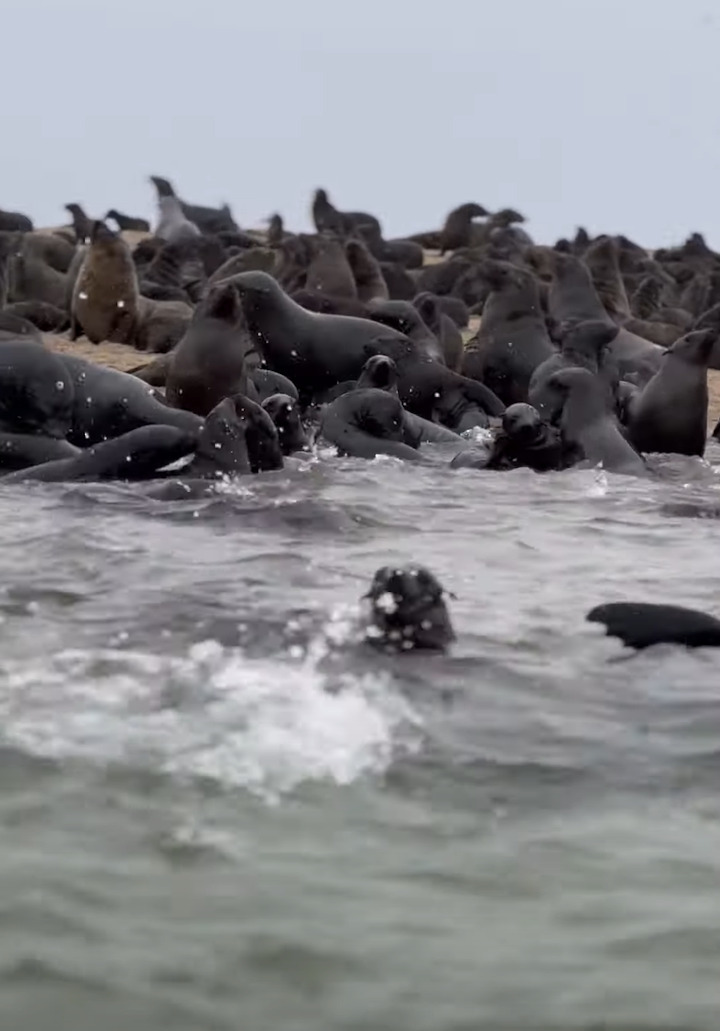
[4,177,720,652]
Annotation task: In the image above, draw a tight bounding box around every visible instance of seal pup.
[356,355,462,443]
[587,602,720,650]
[543,367,646,476]
[105,209,151,233]
[462,261,555,405]
[320,388,423,461]
[165,281,257,416]
[439,203,489,254]
[155,196,201,244]
[484,402,578,472]
[363,566,455,652]
[261,394,309,455]
[626,329,714,457]
[71,220,139,344]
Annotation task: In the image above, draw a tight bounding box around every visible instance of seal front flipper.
[587,602,720,650]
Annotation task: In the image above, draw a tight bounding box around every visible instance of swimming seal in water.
[363,566,456,652]
[186,394,283,478]
[165,281,257,416]
[71,221,140,344]
[625,329,714,457]
[587,602,720,650]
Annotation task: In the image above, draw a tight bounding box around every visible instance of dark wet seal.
[363,566,456,652]
[587,601,720,649]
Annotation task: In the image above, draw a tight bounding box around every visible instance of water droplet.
[78,291,88,300]
[55,380,65,390]
[117,299,125,309]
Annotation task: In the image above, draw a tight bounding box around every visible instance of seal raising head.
[363,565,455,652]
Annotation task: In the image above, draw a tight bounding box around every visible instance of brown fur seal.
[65,203,93,243]
[346,239,389,301]
[305,234,357,298]
[71,221,140,344]
[439,203,489,254]
[311,189,381,237]
[165,282,257,415]
[105,209,151,233]
[149,175,238,235]
[0,208,32,233]
[135,297,193,353]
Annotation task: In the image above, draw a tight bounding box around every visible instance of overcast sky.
[5,0,720,246]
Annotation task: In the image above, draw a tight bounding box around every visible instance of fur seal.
[587,602,720,650]
[320,387,423,461]
[547,251,663,384]
[528,320,619,412]
[413,293,464,371]
[105,209,151,233]
[155,196,201,244]
[4,425,199,484]
[355,223,424,269]
[439,203,489,254]
[0,209,32,232]
[365,299,444,362]
[60,356,202,446]
[305,234,358,298]
[165,281,256,415]
[626,329,714,457]
[0,433,79,473]
[65,203,93,243]
[0,341,74,438]
[188,395,283,478]
[312,189,381,237]
[71,221,139,344]
[229,271,505,428]
[462,261,555,404]
[543,367,646,476]
[355,355,463,443]
[291,290,369,318]
[8,251,67,310]
[4,300,70,333]
[261,394,309,454]
[363,566,455,652]
[149,176,238,235]
[485,402,578,472]
[345,239,389,302]
[0,311,44,343]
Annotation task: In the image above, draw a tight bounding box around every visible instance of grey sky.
[6,0,719,246]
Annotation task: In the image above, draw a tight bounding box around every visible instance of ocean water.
[1,441,720,1030]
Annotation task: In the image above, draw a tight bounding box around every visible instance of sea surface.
[1,439,720,1030]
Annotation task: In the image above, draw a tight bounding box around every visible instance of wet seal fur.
[364,566,456,652]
